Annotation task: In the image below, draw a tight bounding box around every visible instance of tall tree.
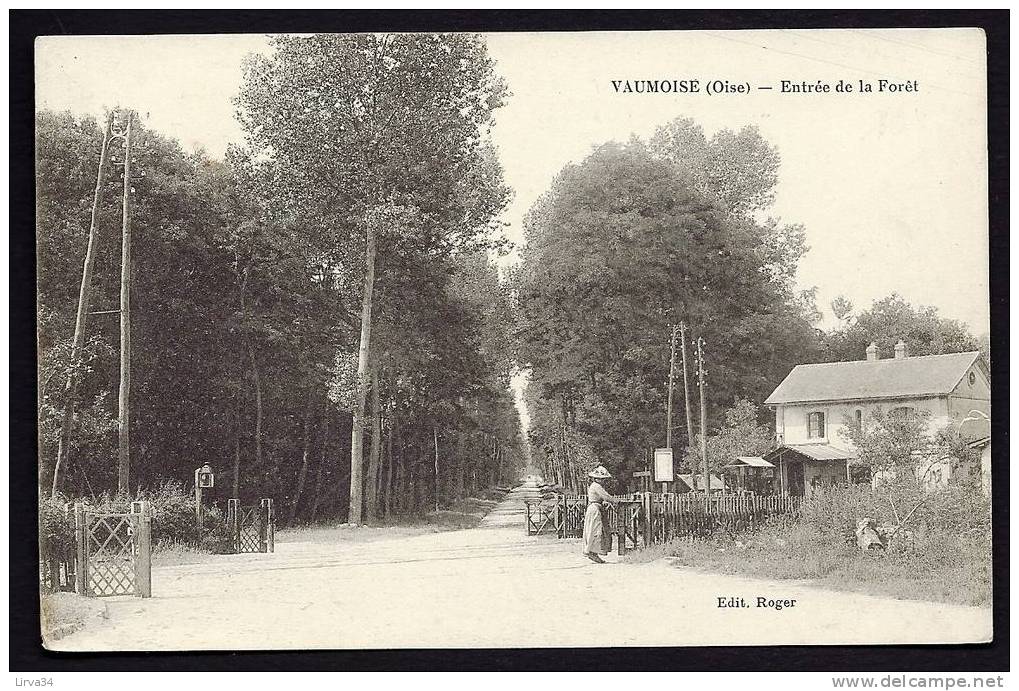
[235,34,511,522]
[515,137,818,481]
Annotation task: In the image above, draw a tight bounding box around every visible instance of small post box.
[194,464,215,531]
[196,463,215,489]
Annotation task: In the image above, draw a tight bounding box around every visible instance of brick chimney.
[866,342,879,361]
[894,340,908,359]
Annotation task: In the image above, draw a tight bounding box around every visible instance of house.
[762,341,990,496]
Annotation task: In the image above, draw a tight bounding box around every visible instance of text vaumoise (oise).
[611,78,920,95]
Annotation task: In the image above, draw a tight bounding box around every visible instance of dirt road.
[49,482,991,650]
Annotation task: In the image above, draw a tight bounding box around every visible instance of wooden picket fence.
[526,492,802,554]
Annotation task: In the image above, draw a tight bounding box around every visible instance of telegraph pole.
[679,323,695,492]
[696,337,708,496]
[117,111,134,495]
[53,112,115,496]
[664,324,678,493]
[666,325,678,448]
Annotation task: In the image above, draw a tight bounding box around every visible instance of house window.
[807,411,826,439]
[854,409,863,430]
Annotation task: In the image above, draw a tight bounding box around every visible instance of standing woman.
[583,466,616,563]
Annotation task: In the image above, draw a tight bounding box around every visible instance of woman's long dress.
[582,481,614,555]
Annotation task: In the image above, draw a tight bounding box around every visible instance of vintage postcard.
[34,27,992,652]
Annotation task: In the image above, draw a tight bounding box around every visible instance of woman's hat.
[588,465,612,479]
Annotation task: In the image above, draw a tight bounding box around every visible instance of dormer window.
[807,411,826,439]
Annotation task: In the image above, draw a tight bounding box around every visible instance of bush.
[40,493,76,555]
[644,482,993,607]
[199,522,235,554]
[800,482,991,546]
[137,480,227,549]
[41,481,226,552]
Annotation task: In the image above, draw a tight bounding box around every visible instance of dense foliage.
[514,126,819,487]
[821,293,984,364]
[37,34,525,525]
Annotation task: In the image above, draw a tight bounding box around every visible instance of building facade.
[763,342,990,496]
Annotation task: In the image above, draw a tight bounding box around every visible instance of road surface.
[49,481,991,650]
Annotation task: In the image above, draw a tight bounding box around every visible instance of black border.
[10,9,1009,672]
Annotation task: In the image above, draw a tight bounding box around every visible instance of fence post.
[73,503,88,596]
[257,498,268,553]
[227,498,239,554]
[262,498,275,553]
[641,492,651,547]
[556,495,564,539]
[616,504,626,556]
[131,501,152,598]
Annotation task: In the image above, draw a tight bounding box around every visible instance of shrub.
[40,493,75,552]
[42,481,226,552]
[799,481,990,546]
[137,480,225,548]
[199,522,235,554]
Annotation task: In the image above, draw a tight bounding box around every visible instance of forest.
[37,33,987,523]
[38,34,526,525]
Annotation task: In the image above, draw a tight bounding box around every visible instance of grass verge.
[624,521,991,608]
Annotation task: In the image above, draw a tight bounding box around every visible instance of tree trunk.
[348,220,377,525]
[289,391,315,524]
[365,367,382,521]
[249,343,263,478]
[310,399,331,522]
[53,112,115,497]
[433,426,440,513]
[455,432,466,501]
[383,414,394,518]
[232,404,241,501]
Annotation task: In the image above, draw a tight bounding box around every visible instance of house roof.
[725,456,775,468]
[675,473,727,490]
[764,351,983,405]
[766,444,856,462]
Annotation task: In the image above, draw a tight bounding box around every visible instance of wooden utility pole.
[117,111,134,495]
[678,323,694,492]
[696,337,708,496]
[53,112,116,496]
[348,216,377,525]
[665,324,678,493]
[666,325,678,449]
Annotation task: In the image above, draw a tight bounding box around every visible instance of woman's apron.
[582,500,613,555]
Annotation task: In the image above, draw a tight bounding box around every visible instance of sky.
[36,29,989,337]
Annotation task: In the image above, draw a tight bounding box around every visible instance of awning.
[725,456,775,468]
[766,444,856,462]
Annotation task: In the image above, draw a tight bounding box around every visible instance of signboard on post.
[653,448,674,483]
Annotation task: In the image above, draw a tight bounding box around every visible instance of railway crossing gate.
[73,500,152,598]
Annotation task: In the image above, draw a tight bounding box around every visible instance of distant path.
[50,481,991,650]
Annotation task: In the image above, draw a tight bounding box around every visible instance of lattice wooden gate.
[524,499,561,536]
[613,500,646,554]
[226,498,275,554]
[73,501,152,598]
[559,496,587,538]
